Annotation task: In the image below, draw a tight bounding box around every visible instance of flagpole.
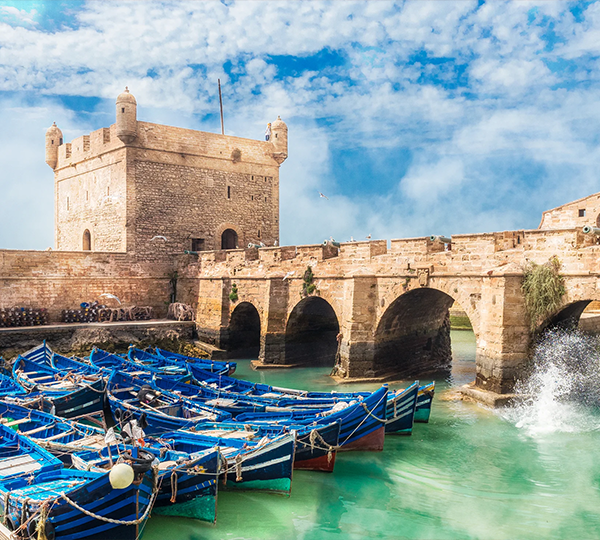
[218,79,224,135]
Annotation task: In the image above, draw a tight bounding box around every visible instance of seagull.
[282,271,295,281]
[318,191,329,200]
[100,293,121,305]
[259,241,266,247]
[366,234,371,239]
[350,236,355,242]
[151,235,168,242]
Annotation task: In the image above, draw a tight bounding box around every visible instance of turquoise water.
[142,331,600,540]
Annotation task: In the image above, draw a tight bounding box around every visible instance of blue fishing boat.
[72,444,220,523]
[51,352,105,377]
[0,423,158,539]
[0,401,105,463]
[415,381,435,422]
[107,371,231,435]
[147,430,296,494]
[90,348,188,381]
[127,348,189,377]
[236,386,389,451]
[151,346,236,375]
[152,375,267,416]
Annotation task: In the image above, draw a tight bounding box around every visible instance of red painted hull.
[339,426,385,452]
[294,451,337,473]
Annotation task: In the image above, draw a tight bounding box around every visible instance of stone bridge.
[194,227,600,394]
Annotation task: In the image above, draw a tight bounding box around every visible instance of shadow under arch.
[224,302,261,359]
[374,288,462,378]
[285,296,340,366]
[540,300,592,332]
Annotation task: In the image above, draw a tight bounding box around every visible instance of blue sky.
[2,0,600,249]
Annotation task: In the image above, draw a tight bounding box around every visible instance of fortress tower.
[47,88,287,255]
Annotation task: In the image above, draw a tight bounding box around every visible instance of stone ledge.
[459,382,519,408]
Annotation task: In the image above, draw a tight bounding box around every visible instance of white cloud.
[2,1,600,250]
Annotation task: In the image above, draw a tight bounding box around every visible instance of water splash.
[503,328,600,435]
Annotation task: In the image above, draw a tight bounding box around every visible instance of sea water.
[142,330,600,540]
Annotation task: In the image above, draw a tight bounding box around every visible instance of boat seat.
[0,455,42,476]
[158,460,177,470]
[29,375,55,382]
[43,429,75,441]
[1,418,31,427]
[23,423,56,436]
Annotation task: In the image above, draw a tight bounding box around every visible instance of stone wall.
[538,192,600,231]
[0,249,198,323]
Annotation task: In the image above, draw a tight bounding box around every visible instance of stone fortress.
[2,88,600,404]
[46,88,287,255]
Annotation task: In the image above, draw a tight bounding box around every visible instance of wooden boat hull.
[36,378,106,419]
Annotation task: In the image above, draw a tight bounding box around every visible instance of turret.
[271,116,288,164]
[45,122,63,169]
[116,87,137,144]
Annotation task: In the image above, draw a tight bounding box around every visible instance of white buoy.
[109,462,134,489]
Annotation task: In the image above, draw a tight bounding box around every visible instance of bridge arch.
[285,296,340,366]
[224,301,261,358]
[373,287,475,379]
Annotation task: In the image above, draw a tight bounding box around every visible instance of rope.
[36,503,49,540]
[361,402,387,423]
[169,471,178,504]
[235,454,243,482]
[309,429,334,464]
[59,466,159,526]
[3,492,9,526]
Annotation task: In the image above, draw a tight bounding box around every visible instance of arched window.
[83,229,91,251]
[221,229,238,250]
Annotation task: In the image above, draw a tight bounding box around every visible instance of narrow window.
[275,133,278,139]
[227,186,231,199]
[258,230,261,238]
[579,209,586,217]
[251,176,254,181]
[83,229,91,251]
[517,236,521,245]
[107,186,110,196]
[121,108,125,113]
[251,195,254,201]
[51,140,54,145]
[191,238,205,252]
[264,197,267,203]
[59,138,63,145]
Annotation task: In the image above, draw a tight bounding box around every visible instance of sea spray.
[502,328,600,435]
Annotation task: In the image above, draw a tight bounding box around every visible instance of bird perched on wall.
[100,293,121,305]
[366,234,371,239]
[151,235,168,242]
[318,191,329,200]
[282,271,295,281]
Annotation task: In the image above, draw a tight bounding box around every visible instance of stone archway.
[224,302,261,359]
[221,229,238,250]
[285,296,340,366]
[373,288,459,378]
